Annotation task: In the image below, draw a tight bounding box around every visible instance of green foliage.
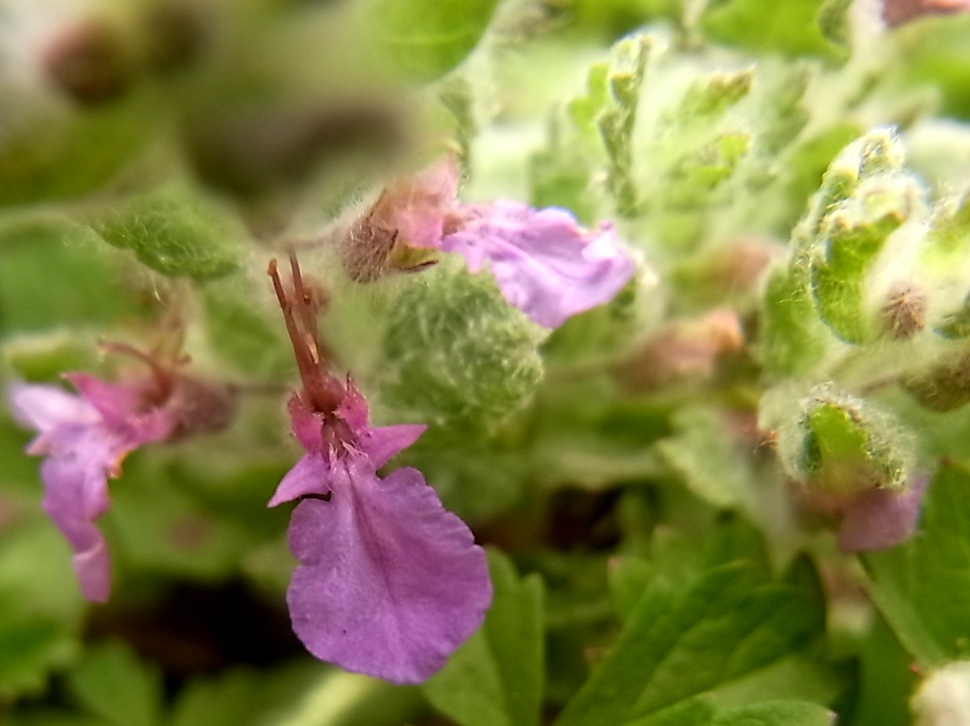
[865,462,970,668]
[90,185,244,280]
[362,0,502,81]
[701,0,850,61]
[423,550,544,726]
[68,642,163,726]
[556,555,828,725]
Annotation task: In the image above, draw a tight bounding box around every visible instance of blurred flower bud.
[141,0,209,73]
[903,348,970,411]
[611,308,744,393]
[43,18,136,106]
[183,101,406,199]
[165,376,239,440]
[672,239,780,304]
[912,662,970,726]
[767,385,914,494]
[880,281,928,339]
[377,260,545,436]
[338,161,457,282]
[883,0,970,27]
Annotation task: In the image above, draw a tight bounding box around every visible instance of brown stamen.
[267,255,343,413]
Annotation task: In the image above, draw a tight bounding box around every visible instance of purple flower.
[350,158,637,329]
[838,475,929,552]
[882,0,970,27]
[8,373,176,602]
[267,255,492,684]
[440,201,636,329]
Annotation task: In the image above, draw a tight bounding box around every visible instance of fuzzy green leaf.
[91,186,244,280]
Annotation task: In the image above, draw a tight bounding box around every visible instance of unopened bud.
[166,376,238,440]
[43,19,136,106]
[883,0,970,27]
[338,161,457,282]
[903,348,970,411]
[141,1,208,73]
[673,239,780,302]
[612,309,744,393]
[912,662,970,726]
[880,281,927,340]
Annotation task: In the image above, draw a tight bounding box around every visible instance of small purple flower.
[351,158,637,329]
[440,201,636,329]
[838,475,929,552]
[882,0,970,27]
[267,255,492,684]
[8,373,176,602]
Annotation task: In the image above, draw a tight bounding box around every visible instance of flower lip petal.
[7,382,99,437]
[284,465,492,684]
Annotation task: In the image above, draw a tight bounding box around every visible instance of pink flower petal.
[268,453,331,507]
[285,460,491,684]
[441,201,636,328]
[8,375,177,602]
[362,424,426,469]
[838,477,929,552]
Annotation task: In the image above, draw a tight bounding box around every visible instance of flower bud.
[903,348,970,411]
[378,260,545,436]
[43,18,136,106]
[883,0,970,27]
[912,662,970,726]
[165,376,238,440]
[611,309,744,393]
[880,281,928,340]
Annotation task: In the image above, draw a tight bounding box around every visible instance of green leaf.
[865,461,970,668]
[363,0,501,81]
[759,262,831,377]
[0,221,135,333]
[68,642,162,726]
[0,106,152,208]
[423,550,544,726]
[597,35,651,217]
[90,185,244,280]
[701,0,848,61]
[655,405,757,511]
[555,559,826,725]
[707,701,834,726]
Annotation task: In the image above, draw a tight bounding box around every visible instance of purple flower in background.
[440,201,636,329]
[352,158,637,328]
[882,0,970,27]
[838,475,929,552]
[267,254,491,684]
[8,373,176,602]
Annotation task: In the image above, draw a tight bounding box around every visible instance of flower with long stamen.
[267,253,491,684]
